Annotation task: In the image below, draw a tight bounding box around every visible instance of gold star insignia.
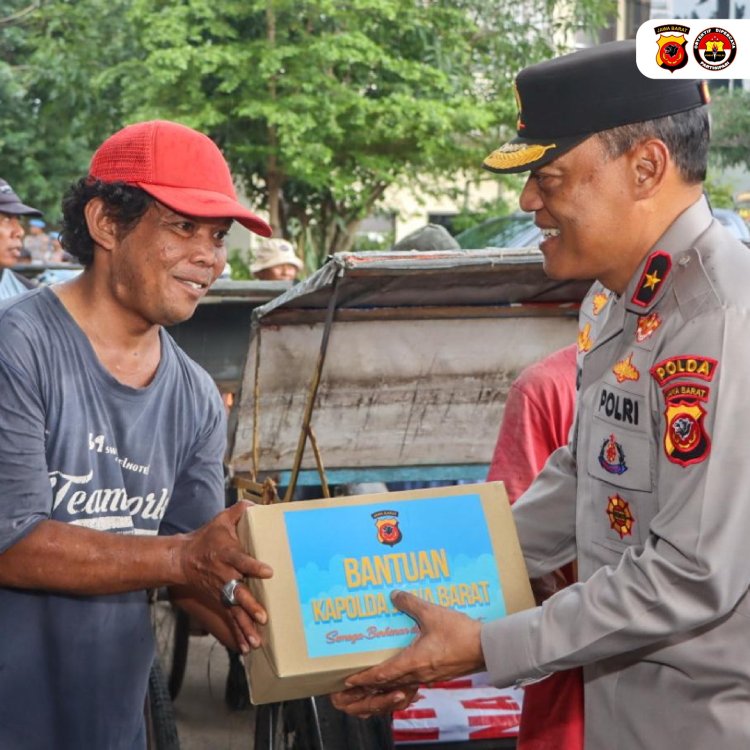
[643,270,661,290]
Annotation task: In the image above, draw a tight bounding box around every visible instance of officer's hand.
[330,590,484,718]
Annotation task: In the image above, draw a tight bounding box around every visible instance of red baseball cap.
[88,120,272,237]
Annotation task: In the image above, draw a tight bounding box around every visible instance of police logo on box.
[371,510,403,547]
[693,27,737,71]
[655,26,690,73]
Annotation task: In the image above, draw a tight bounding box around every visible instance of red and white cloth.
[393,674,523,744]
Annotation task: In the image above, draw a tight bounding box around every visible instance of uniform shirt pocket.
[587,418,653,492]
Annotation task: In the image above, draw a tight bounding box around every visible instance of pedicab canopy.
[228,248,590,488]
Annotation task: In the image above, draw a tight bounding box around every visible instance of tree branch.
[0,2,41,27]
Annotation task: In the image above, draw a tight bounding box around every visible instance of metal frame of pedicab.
[226,249,590,750]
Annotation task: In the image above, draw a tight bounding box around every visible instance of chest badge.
[578,322,593,353]
[598,434,628,475]
[607,494,635,539]
[612,353,640,383]
[636,312,662,343]
[592,292,609,316]
[632,251,671,307]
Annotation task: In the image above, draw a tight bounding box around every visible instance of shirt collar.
[624,196,713,314]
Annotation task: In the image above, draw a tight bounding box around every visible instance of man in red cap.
[0,120,273,748]
[332,39,750,749]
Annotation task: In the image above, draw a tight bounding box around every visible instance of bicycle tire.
[146,658,181,750]
[253,696,394,750]
[313,695,394,750]
[225,649,251,711]
[167,608,190,699]
[150,592,191,700]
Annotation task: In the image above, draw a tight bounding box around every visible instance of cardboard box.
[238,481,533,704]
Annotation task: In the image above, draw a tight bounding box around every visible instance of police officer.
[331,39,750,749]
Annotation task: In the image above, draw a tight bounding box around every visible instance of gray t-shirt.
[0,287,226,749]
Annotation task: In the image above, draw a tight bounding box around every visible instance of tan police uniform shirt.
[481,197,750,749]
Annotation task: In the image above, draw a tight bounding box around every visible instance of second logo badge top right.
[694,27,737,71]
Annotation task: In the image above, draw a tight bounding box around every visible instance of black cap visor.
[482,133,590,174]
[0,200,43,218]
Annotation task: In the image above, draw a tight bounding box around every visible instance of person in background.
[0,119,274,749]
[47,230,72,263]
[487,343,583,750]
[393,344,582,747]
[250,237,303,281]
[332,40,750,750]
[0,178,42,299]
[23,216,52,262]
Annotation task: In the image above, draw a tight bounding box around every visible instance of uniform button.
[678,255,690,266]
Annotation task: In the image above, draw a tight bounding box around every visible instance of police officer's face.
[519,137,642,294]
[0,212,25,269]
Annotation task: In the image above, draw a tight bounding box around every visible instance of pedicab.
[223,247,590,750]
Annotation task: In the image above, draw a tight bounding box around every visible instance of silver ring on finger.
[221,578,241,608]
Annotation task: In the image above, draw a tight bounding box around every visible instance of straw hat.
[250,238,303,273]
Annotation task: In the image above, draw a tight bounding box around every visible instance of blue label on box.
[284,494,506,658]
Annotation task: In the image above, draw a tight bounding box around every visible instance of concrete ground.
[173,633,255,750]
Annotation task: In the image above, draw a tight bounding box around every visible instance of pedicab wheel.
[145,657,181,750]
[225,649,251,711]
[150,589,191,700]
[253,695,394,750]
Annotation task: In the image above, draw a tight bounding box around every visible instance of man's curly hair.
[60,179,153,267]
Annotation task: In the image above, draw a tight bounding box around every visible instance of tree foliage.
[0,0,139,220]
[3,0,616,265]
[708,88,750,173]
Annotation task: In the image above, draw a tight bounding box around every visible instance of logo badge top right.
[694,27,737,71]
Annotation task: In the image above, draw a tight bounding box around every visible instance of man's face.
[105,202,230,327]
[519,136,639,293]
[255,263,298,281]
[0,213,25,269]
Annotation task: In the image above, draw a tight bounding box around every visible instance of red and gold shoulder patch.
[578,322,592,353]
[592,292,609,316]
[663,392,711,466]
[636,312,662,343]
[650,355,718,387]
[607,494,635,538]
[612,353,640,383]
[632,251,671,307]
[664,383,710,402]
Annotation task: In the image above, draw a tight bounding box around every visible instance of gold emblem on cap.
[513,82,525,131]
[483,142,557,170]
